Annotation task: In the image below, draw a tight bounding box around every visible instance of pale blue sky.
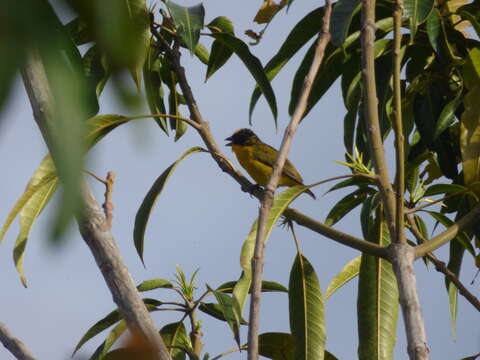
[0,1,478,359]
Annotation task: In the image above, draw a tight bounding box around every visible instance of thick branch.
[392,0,405,243]
[361,0,397,237]
[387,244,430,360]
[0,322,36,360]
[21,49,171,360]
[284,208,388,258]
[414,204,480,258]
[406,215,480,311]
[247,2,333,359]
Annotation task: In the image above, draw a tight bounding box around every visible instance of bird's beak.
[225,135,233,146]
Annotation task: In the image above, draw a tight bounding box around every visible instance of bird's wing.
[253,143,304,185]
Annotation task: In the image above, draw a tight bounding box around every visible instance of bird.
[225,128,316,199]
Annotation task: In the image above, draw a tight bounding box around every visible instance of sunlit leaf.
[165,0,205,55]
[289,254,325,360]
[134,147,207,264]
[208,286,241,345]
[461,48,480,187]
[324,256,361,300]
[254,0,285,24]
[218,280,287,293]
[160,322,192,360]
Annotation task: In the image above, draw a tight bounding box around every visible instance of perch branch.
[0,322,36,360]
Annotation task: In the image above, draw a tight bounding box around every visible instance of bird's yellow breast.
[231,144,298,187]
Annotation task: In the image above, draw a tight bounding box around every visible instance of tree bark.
[0,322,36,360]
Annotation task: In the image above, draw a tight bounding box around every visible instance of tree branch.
[392,0,405,243]
[0,322,36,360]
[361,0,397,237]
[414,204,480,258]
[247,2,333,359]
[406,215,480,313]
[21,48,172,360]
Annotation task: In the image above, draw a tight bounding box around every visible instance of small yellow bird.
[225,128,315,199]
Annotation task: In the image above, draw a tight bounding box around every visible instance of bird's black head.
[225,128,258,146]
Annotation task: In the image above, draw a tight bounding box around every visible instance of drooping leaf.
[433,88,462,140]
[461,48,480,187]
[83,45,110,99]
[253,0,285,24]
[205,17,235,80]
[198,303,247,325]
[143,41,169,134]
[426,9,441,53]
[194,43,209,64]
[357,214,399,360]
[208,286,241,345]
[423,183,467,197]
[330,0,361,47]
[165,0,205,55]
[64,16,92,45]
[133,147,207,264]
[211,33,278,124]
[404,0,434,40]
[324,256,361,300]
[136,278,174,292]
[97,321,128,360]
[289,254,325,360]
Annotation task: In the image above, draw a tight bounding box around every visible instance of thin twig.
[211,345,249,360]
[0,322,36,360]
[406,215,480,312]
[247,1,333,359]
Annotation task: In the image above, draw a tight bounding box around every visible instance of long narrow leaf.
[133,147,207,264]
[324,256,361,300]
[289,254,325,360]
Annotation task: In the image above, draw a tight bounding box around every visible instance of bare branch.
[21,48,172,360]
[406,216,480,313]
[361,0,397,237]
[414,204,480,258]
[248,1,333,358]
[0,322,36,360]
[392,0,406,244]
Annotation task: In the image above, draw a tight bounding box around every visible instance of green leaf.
[461,48,480,186]
[86,114,132,148]
[217,280,288,294]
[207,286,241,345]
[289,254,325,360]
[136,278,174,291]
[143,41,169,134]
[258,332,295,360]
[460,352,480,360]
[205,17,234,80]
[426,9,441,53]
[330,0,361,47]
[14,175,58,287]
[134,147,207,264]
[324,256,361,300]
[194,43,209,64]
[211,33,277,124]
[404,0,434,40]
[160,322,193,360]
[433,88,462,140]
[0,165,57,244]
[423,183,467,197]
[357,215,399,360]
[165,0,205,55]
[249,7,324,121]
[64,17,92,45]
[98,321,128,359]
[325,176,374,193]
[198,303,247,325]
[325,189,369,226]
